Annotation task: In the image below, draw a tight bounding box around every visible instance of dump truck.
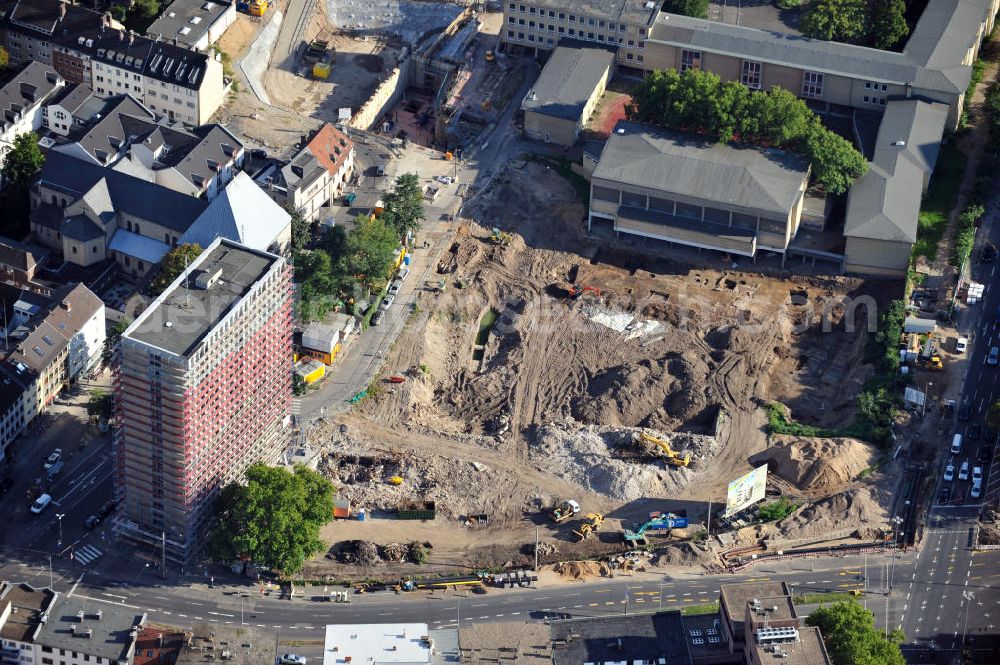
[633,432,691,468]
[572,513,604,541]
[550,499,580,523]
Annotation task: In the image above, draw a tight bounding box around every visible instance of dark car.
[84,515,101,530]
[370,310,385,326]
[979,445,993,464]
[969,424,982,440]
[98,500,117,518]
[959,402,972,421]
[983,243,996,263]
[938,486,952,503]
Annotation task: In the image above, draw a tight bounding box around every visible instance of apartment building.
[0,582,57,665]
[1,0,228,125]
[0,61,65,179]
[145,0,236,51]
[115,238,293,562]
[589,121,810,258]
[253,123,355,221]
[33,602,145,665]
[43,83,99,136]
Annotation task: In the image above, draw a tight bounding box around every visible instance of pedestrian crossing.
[74,545,103,565]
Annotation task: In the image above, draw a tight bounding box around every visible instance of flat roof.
[522,44,615,121]
[527,0,661,25]
[323,624,431,665]
[34,599,144,663]
[175,623,277,665]
[681,613,731,659]
[0,582,57,643]
[125,238,281,357]
[458,623,551,665]
[550,611,692,665]
[751,625,831,665]
[594,121,808,217]
[146,0,230,47]
[746,595,798,624]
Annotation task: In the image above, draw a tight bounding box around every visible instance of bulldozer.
[550,499,580,523]
[572,512,604,541]
[634,432,691,468]
[488,227,512,246]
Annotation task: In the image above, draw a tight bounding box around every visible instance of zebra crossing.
[74,545,103,565]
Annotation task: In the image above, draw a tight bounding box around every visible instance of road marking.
[588,603,598,607]
[511,612,520,615]
[155,596,168,600]
[494,614,504,618]
[178,614,187,618]
[593,590,611,594]
[73,594,140,609]
[188,602,204,606]
[604,602,615,606]
[67,573,83,598]
[208,612,235,617]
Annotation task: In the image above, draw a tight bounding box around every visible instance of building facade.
[114,238,293,562]
[0,61,65,181]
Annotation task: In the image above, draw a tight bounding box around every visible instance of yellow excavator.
[489,227,512,246]
[572,513,604,541]
[634,432,691,468]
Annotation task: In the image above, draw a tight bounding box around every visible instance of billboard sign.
[725,464,768,516]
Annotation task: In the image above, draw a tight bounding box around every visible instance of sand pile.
[751,435,876,495]
[530,422,722,500]
[555,560,610,579]
[773,486,888,540]
[652,543,710,566]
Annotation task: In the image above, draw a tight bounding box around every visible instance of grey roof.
[720,582,791,633]
[145,0,230,47]
[174,624,278,665]
[34,599,144,664]
[69,96,156,163]
[62,214,105,242]
[903,0,994,91]
[550,611,693,665]
[650,12,961,94]
[522,44,615,121]
[126,238,281,357]
[751,625,831,665]
[0,236,39,271]
[37,151,208,233]
[48,83,97,117]
[179,172,290,251]
[4,0,101,36]
[527,0,661,25]
[0,61,63,132]
[458,623,552,665]
[844,100,949,243]
[0,582,57,643]
[593,121,809,216]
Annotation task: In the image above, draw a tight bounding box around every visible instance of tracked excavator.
[633,432,691,467]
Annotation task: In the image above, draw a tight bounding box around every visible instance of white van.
[951,434,963,455]
[30,494,52,514]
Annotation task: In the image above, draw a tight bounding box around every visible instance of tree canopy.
[799,0,910,49]
[0,47,9,70]
[208,464,335,576]
[287,207,313,254]
[628,69,867,194]
[380,173,425,239]
[149,243,203,295]
[869,0,909,49]
[87,389,114,422]
[102,318,132,368]
[664,0,709,18]
[2,132,44,189]
[806,601,906,665]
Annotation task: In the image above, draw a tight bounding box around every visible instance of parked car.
[944,464,955,481]
[279,655,307,665]
[99,500,117,518]
[84,515,101,530]
[379,294,395,311]
[43,449,62,471]
[959,402,972,421]
[982,243,996,263]
[397,266,411,282]
[989,346,1000,366]
[938,486,952,503]
[959,460,970,480]
[969,424,982,440]
[973,466,983,483]
[956,337,969,353]
[30,494,52,514]
[370,310,385,327]
[972,480,982,498]
[388,279,403,296]
[46,461,63,481]
[978,445,993,464]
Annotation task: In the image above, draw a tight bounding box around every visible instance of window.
[528,20,535,27]
[627,39,634,47]
[518,17,525,24]
[802,71,823,97]
[507,29,514,37]
[519,4,525,10]
[626,52,633,60]
[568,28,575,35]
[528,5,535,12]
[597,34,604,41]
[508,16,514,23]
[732,212,757,229]
[593,186,620,202]
[675,202,702,219]
[622,191,646,208]
[558,26,564,33]
[680,49,701,72]
[649,197,674,213]
[587,31,594,39]
[741,60,761,89]
[518,31,524,38]
[637,40,645,49]
[588,17,595,25]
[569,14,575,21]
[636,54,643,63]
[548,10,555,16]
[619,23,625,31]
[509,2,514,9]
[559,12,565,19]
[71,246,77,254]
[527,34,534,41]
[704,207,730,224]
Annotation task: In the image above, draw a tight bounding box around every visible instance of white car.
[956,337,968,353]
[972,466,983,482]
[971,480,982,499]
[435,175,454,184]
[279,656,307,665]
[959,460,970,480]
[30,494,52,514]
[388,279,403,296]
[944,464,955,481]
[43,449,62,471]
[379,294,395,311]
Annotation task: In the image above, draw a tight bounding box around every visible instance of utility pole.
[534,525,539,572]
[706,499,712,535]
[161,531,166,579]
[241,595,245,626]
[48,556,53,589]
[56,513,65,547]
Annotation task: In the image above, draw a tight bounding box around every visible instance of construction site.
[299,159,907,581]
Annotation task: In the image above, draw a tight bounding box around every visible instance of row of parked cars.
[370,264,411,327]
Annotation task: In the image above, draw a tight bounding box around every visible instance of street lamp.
[922,382,932,417]
[889,515,904,590]
[55,513,65,547]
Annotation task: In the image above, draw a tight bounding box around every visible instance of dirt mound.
[751,435,876,496]
[335,540,380,566]
[773,486,888,541]
[554,560,610,579]
[653,542,711,566]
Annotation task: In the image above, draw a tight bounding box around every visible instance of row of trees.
[628,69,868,194]
[799,0,909,50]
[295,173,425,321]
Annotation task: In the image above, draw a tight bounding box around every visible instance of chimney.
[60,300,71,312]
[129,30,135,45]
[158,633,164,647]
[118,28,124,42]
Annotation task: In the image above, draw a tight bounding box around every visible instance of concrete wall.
[524,111,577,145]
[349,49,412,131]
[844,236,912,275]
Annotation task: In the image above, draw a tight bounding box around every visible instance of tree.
[87,389,114,422]
[800,0,869,42]
[207,464,335,576]
[380,173,424,239]
[807,601,906,665]
[664,0,709,18]
[868,0,909,49]
[102,318,133,368]
[295,249,338,321]
[342,215,400,293]
[801,120,868,194]
[987,399,1000,432]
[287,207,313,254]
[0,47,9,70]
[149,243,203,295]
[1,132,44,189]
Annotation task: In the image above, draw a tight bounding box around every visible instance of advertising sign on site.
[725,464,768,516]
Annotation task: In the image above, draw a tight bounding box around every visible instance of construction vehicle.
[633,432,691,468]
[567,284,601,300]
[622,512,689,548]
[550,499,580,523]
[489,227,512,246]
[572,512,604,541]
[303,39,330,64]
[236,0,268,15]
[388,476,403,485]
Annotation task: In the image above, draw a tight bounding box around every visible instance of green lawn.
[913,141,967,262]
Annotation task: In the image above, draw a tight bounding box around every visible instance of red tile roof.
[305,122,353,177]
[133,626,184,665]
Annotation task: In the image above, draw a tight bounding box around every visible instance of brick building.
[114,238,293,562]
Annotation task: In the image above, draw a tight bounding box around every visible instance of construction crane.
[549,499,580,523]
[572,513,604,541]
[633,432,691,467]
[622,512,689,548]
[489,227,512,246]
